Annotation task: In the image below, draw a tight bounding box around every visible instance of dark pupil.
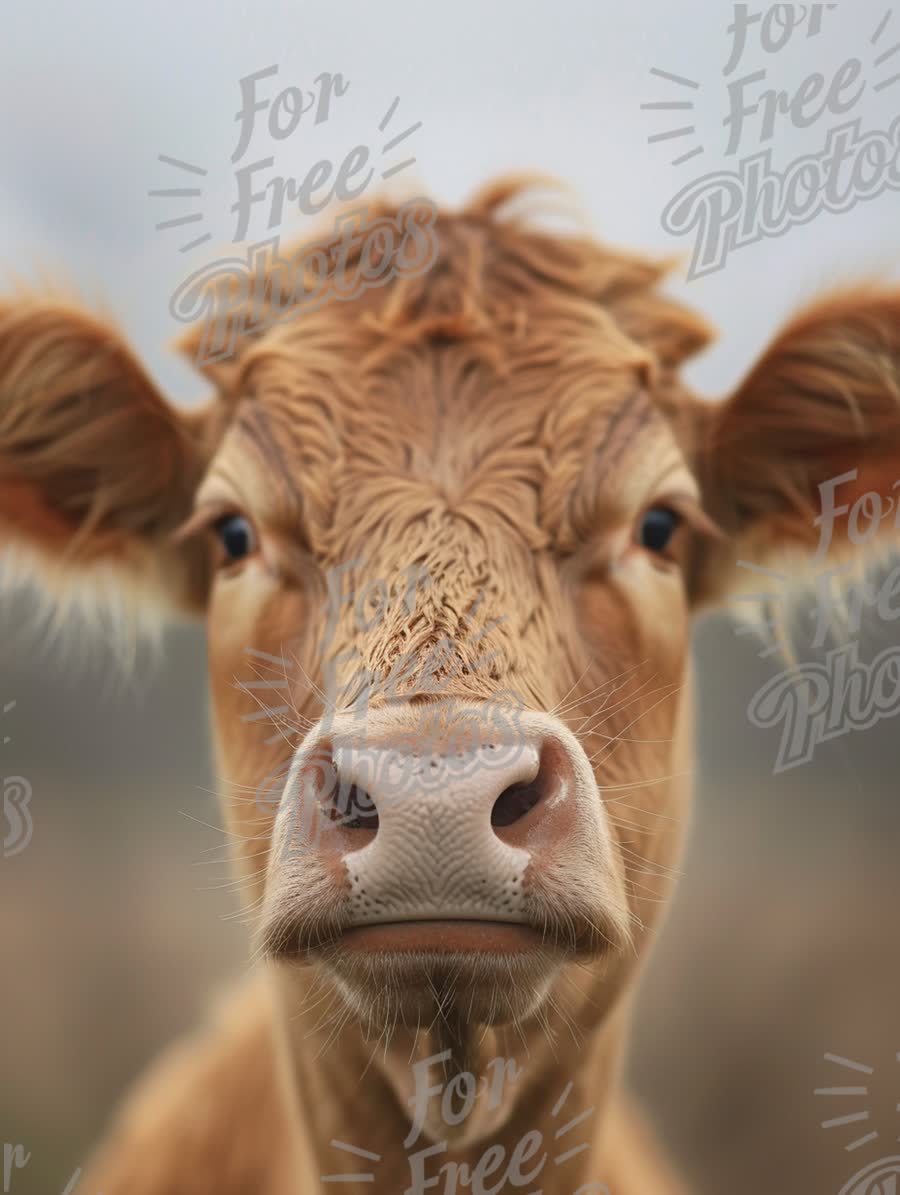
[640,508,678,553]
[216,516,252,560]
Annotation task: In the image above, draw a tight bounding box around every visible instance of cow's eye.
[637,506,681,554]
[213,514,257,563]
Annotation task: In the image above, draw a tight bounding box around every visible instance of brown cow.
[2,178,899,1194]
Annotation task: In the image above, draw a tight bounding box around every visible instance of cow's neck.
[269,961,634,1193]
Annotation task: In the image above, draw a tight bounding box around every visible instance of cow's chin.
[319,932,564,1029]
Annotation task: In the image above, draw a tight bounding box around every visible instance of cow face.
[3,183,900,1049]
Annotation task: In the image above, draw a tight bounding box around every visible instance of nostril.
[491,777,543,828]
[324,781,380,832]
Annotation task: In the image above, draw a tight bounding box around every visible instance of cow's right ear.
[0,299,223,615]
[690,288,900,605]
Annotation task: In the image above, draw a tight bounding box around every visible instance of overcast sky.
[2,0,899,404]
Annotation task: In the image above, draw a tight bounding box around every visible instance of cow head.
[3,180,900,1139]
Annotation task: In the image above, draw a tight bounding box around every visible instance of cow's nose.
[294,706,589,927]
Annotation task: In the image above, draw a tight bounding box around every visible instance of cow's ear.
[0,299,221,615]
[691,289,900,604]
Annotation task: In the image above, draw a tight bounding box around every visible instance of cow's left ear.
[0,299,223,615]
[691,289,900,604]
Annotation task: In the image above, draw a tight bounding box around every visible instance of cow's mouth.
[337,919,547,955]
[317,920,563,1027]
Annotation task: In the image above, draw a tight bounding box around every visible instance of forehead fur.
[181,176,713,383]
[187,178,714,557]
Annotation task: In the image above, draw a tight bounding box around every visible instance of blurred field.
[1,586,899,1195]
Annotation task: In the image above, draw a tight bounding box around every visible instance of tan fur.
[2,178,900,1193]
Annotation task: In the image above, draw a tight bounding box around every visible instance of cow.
[2,177,899,1194]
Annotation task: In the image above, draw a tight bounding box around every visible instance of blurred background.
[2,1,900,1192]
